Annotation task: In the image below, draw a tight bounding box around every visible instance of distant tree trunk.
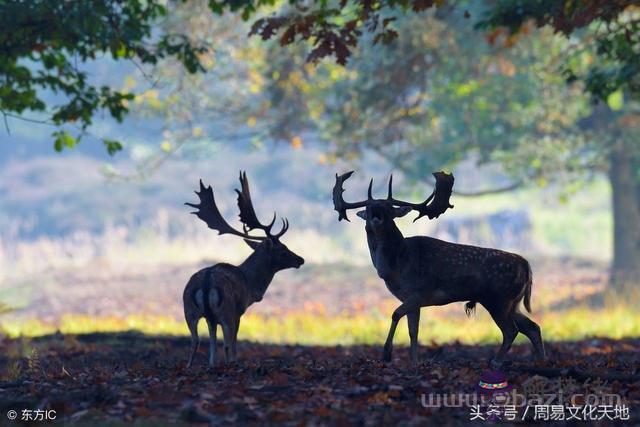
[609,147,640,289]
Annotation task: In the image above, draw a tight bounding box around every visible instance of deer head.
[186,171,304,270]
[332,171,455,231]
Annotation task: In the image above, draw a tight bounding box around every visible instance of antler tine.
[367,178,374,200]
[389,171,455,222]
[332,171,372,222]
[272,217,289,239]
[186,179,263,240]
[387,174,393,199]
[236,170,277,236]
[267,212,276,231]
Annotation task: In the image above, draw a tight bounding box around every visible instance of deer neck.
[366,220,407,281]
[240,250,276,304]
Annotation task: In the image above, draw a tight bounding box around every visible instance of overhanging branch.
[381,151,526,198]
[452,180,523,197]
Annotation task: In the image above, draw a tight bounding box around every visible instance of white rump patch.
[194,288,221,310]
[195,289,204,309]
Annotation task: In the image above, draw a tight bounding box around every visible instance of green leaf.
[52,131,77,152]
[103,139,123,156]
[607,89,624,111]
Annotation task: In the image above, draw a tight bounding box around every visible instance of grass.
[2,302,638,346]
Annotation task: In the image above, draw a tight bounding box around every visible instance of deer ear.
[356,210,367,220]
[244,239,261,250]
[393,206,412,218]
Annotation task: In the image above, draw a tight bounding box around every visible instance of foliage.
[207,0,640,106]
[477,0,640,102]
[0,0,206,153]
[256,9,600,188]
[125,3,638,206]
[3,0,638,154]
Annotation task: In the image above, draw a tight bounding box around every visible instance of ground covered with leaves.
[1,333,639,426]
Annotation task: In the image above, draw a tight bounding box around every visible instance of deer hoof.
[382,347,392,362]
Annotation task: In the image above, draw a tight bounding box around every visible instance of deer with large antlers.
[183,172,304,367]
[333,171,545,366]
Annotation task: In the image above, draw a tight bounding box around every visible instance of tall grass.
[3,301,637,345]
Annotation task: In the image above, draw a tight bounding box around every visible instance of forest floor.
[0,333,639,426]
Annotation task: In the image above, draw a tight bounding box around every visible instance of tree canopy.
[256,9,597,188]
[0,0,205,153]
[2,0,638,153]
[478,0,640,102]
[232,0,640,103]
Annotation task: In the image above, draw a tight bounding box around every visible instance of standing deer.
[183,172,304,367]
[332,171,545,366]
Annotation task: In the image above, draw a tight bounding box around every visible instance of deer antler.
[235,171,288,238]
[333,170,454,222]
[235,171,276,233]
[388,171,455,221]
[186,180,265,240]
[332,171,373,222]
[272,218,289,239]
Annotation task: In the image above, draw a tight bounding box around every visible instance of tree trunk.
[608,148,640,289]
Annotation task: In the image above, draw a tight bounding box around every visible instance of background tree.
[476,0,640,293]
[254,6,640,289]
[0,0,205,153]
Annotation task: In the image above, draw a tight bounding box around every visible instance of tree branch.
[380,150,525,198]
[0,111,55,126]
[1,110,10,135]
[452,180,523,197]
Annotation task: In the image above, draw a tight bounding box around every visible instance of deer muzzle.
[293,255,305,269]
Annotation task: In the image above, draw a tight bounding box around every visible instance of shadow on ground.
[0,332,638,425]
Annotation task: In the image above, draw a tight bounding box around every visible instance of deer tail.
[523,261,533,313]
[465,301,477,317]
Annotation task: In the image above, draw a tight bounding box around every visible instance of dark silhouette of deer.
[183,172,304,367]
[333,171,545,366]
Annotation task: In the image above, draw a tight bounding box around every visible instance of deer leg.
[382,318,399,362]
[186,316,200,369]
[230,317,240,363]
[205,318,217,367]
[383,297,425,362]
[221,322,232,364]
[513,311,546,360]
[407,310,420,365]
[487,307,518,366]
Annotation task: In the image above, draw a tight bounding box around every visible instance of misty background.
[0,3,625,339]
